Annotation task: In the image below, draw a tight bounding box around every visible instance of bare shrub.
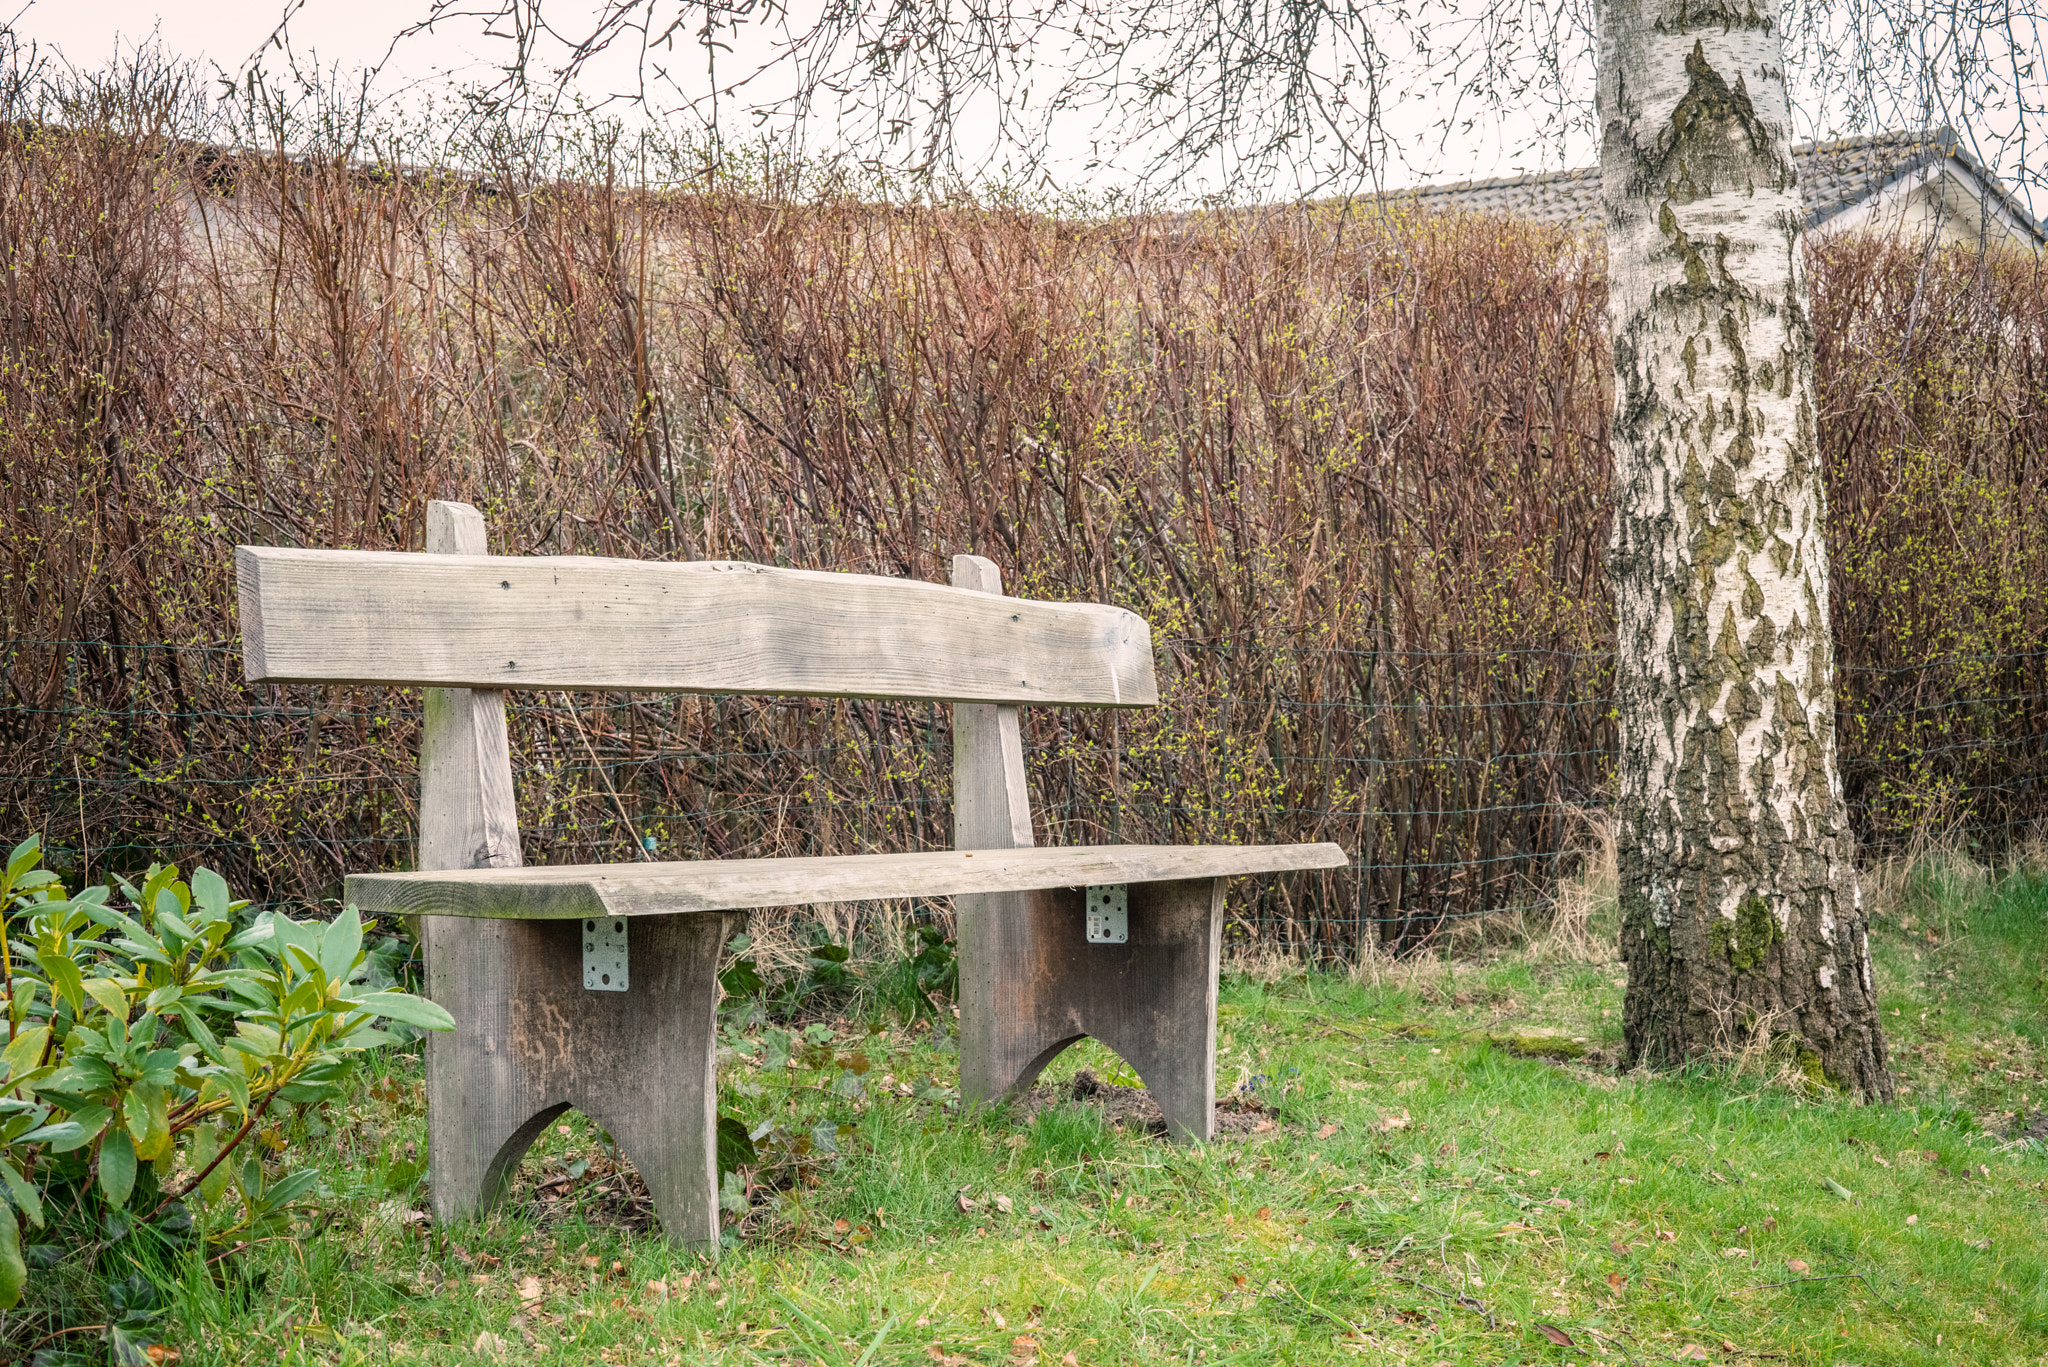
[1,58,2044,961]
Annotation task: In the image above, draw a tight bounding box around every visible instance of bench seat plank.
[346,842,1349,921]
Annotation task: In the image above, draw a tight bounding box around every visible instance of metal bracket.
[1085,884,1129,944]
[583,916,629,991]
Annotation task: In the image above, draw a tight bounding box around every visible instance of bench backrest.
[238,542,1154,707]
[236,501,1142,871]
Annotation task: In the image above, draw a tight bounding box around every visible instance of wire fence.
[6,634,2044,956]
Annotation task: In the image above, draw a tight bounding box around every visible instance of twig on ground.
[25,1324,106,1353]
[1383,1273,1496,1330]
[1746,1272,1867,1290]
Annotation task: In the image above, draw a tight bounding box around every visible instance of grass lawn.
[150,860,2048,1366]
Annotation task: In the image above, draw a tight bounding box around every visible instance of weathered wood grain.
[963,880,1224,1143]
[404,502,734,1252]
[236,545,1157,706]
[345,842,1350,920]
[950,555,1035,851]
[417,504,523,874]
[949,553,1049,1118]
[435,912,739,1249]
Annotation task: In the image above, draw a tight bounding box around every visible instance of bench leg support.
[958,877,1222,1142]
[424,911,740,1249]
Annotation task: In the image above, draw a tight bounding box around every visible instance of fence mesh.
[6,633,2043,956]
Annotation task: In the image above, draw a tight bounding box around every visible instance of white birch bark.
[1598,0,1892,1096]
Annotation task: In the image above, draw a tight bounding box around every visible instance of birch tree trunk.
[1597,0,1893,1097]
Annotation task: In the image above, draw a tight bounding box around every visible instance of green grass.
[120,865,2048,1365]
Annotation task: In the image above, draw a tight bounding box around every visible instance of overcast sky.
[10,0,1598,198]
[10,0,2037,212]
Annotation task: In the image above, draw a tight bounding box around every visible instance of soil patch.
[1013,1068,1281,1139]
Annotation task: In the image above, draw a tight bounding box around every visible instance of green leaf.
[191,868,232,921]
[154,880,192,924]
[218,1067,250,1120]
[355,992,456,1033]
[0,1158,42,1228]
[136,865,178,924]
[125,1083,170,1160]
[36,1103,112,1153]
[81,977,129,1021]
[318,908,364,988]
[191,1123,232,1206]
[168,1003,224,1063]
[716,1114,757,1177]
[42,954,83,1016]
[1821,1175,1854,1201]
[109,1324,155,1367]
[265,1168,323,1210]
[719,957,767,998]
[222,921,276,953]
[0,1198,24,1310]
[3,836,41,894]
[342,1027,403,1052]
[99,1129,137,1207]
[2,1027,50,1083]
[155,909,198,954]
[268,915,317,968]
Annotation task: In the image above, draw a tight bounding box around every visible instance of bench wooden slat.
[345,842,1350,920]
[238,547,1157,706]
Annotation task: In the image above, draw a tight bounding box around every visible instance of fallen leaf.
[835,1218,852,1233]
[990,1310,1008,1330]
[1011,1334,1039,1362]
[1316,1123,1339,1139]
[1251,1118,1276,1134]
[1373,1110,1412,1133]
[1256,1207,1272,1220]
[995,1195,1014,1214]
[1656,1230,1677,1242]
[580,1255,602,1271]
[1062,1356,1079,1367]
[1720,1342,1737,1354]
[1534,1324,1576,1346]
[145,1350,181,1365]
[644,1279,668,1300]
[1546,1197,1573,1210]
[1785,1259,1811,1274]
[472,1331,509,1358]
[957,1193,979,1213]
[1610,1240,1632,1256]
[1722,1247,1750,1258]
[1674,1345,1708,1361]
[926,1347,972,1367]
[518,1275,543,1308]
[1607,1273,1626,1292]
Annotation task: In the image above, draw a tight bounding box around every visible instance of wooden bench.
[236,500,1346,1250]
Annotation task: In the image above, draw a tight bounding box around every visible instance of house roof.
[1377,128,2044,247]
